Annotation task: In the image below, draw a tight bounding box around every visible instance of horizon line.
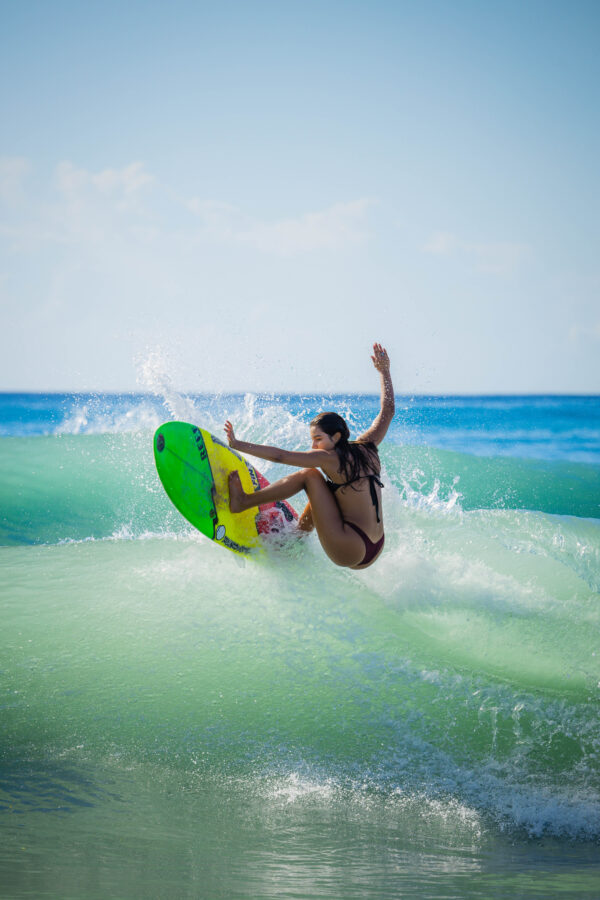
[1,390,599,399]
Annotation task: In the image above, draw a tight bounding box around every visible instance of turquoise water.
[1,392,599,898]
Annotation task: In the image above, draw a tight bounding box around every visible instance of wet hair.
[310,411,379,483]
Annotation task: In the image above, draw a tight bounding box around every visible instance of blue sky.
[1,0,598,393]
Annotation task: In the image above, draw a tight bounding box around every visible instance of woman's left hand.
[224,420,238,449]
[371,342,391,373]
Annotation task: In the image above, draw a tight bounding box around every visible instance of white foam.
[57,399,164,435]
[398,467,463,514]
[136,346,199,423]
[56,526,194,547]
[269,772,335,804]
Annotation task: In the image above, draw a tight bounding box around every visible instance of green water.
[2,425,600,897]
[4,762,600,899]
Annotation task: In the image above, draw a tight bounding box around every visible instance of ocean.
[1,391,599,898]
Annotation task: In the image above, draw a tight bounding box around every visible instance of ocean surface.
[1,391,599,899]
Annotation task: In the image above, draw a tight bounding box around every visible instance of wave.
[1,425,598,549]
[1,530,598,840]
[385,445,600,519]
[2,392,599,841]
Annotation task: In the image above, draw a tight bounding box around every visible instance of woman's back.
[324,443,383,541]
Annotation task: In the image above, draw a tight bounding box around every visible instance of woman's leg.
[229,469,307,510]
[229,469,365,567]
[298,501,314,532]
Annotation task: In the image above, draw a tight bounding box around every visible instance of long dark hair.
[310,411,379,483]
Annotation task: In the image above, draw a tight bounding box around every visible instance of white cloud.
[423,230,530,274]
[0,159,376,349]
[55,160,154,196]
[55,161,89,194]
[3,159,372,259]
[0,156,30,204]
[92,162,154,194]
[423,231,458,255]
[0,160,158,259]
[187,200,243,241]
[189,197,374,254]
[0,160,154,250]
[54,161,155,219]
[568,322,600,345]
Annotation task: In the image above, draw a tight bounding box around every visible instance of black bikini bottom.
[346,521,385,566]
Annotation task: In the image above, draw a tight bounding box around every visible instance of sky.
[0,0,598,394]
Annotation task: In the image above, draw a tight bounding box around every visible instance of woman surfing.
[225,343,395,569]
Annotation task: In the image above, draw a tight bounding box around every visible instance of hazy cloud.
[189,197,374,254]
[55,161,154,196]
[423,230,531,274]
[0,156,30,204]
[0,160,158,253]
[2,160,372,258]
[568,321,600,345]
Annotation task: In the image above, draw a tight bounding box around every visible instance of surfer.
[225,343,395,569]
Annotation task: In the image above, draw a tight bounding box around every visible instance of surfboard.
[153,422,298,555]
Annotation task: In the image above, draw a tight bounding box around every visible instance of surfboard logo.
[245,460,260,490]
[191,426,208,460]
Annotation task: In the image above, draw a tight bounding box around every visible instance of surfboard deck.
[153,422,298,555]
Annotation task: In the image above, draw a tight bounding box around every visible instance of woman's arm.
[356,343,395,445]
[224,421,333,468]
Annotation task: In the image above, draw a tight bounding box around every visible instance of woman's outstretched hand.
[224,420,239,449]
[371,342,390,373]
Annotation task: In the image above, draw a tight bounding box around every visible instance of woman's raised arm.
[224,421,333,468]
[356,343,395,446]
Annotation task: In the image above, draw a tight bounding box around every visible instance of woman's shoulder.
[353,440,381,473]
[354,439,379,454]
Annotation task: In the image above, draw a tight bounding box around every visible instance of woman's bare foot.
[228,471,249,512]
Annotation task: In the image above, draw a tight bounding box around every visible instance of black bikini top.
[327,472,384,522]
